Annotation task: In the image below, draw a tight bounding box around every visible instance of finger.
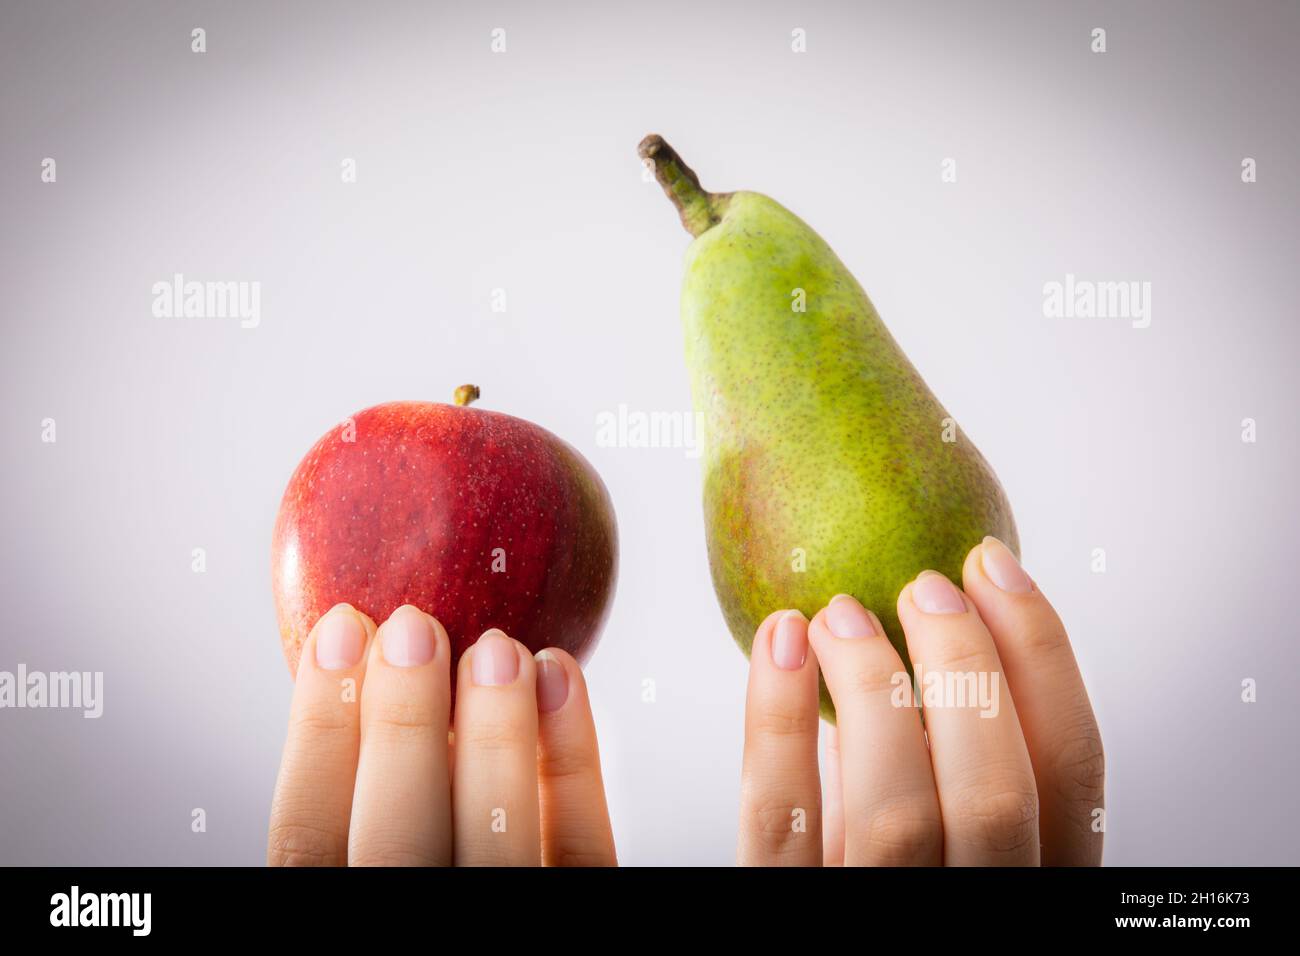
[348,605,453,866]
[962,538,1104,866]
[738,610,822,866]
[820,724,845,867]
[809,596,942,866]
[899,571,1040,866]
[268,603,375,866]
[535,648,617,866]
[452,629,541,866]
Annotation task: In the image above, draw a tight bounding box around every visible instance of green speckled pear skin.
[640,136,1018,722]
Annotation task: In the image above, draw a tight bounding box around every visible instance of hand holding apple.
[271,386,618,698]
[268,604,617,865]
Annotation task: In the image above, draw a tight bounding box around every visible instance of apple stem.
[638,134,730,238]
[453,384,480,407]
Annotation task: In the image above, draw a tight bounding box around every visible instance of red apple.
[271,386,618,695]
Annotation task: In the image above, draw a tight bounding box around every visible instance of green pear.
[639,135,1019,721]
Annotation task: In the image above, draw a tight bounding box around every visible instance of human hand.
[267,604,616,866]
[737,537,1104,866]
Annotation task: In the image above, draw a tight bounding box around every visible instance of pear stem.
[638,134,727,237]
[453,384,480,407]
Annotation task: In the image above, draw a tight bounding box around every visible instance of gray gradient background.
[2,0,1297,865]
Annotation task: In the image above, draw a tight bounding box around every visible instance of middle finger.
[898,571,1039,866]
[452,629,542,865]
[349,605,453,866]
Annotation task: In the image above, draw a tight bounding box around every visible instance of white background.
[2,0,1297,864]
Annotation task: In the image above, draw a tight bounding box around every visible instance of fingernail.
[472,629,519,686]
[315,606,366,670]
[381,605,437,667]
[910,572,966,615]
[826,594,882,639]
[535,650,569,713]
[771,610,808,671]
[981,536,1033,594]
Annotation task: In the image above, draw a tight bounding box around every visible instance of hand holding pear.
[639,135,1019,721]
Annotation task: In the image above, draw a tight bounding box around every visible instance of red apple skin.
[271,400,617,695]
